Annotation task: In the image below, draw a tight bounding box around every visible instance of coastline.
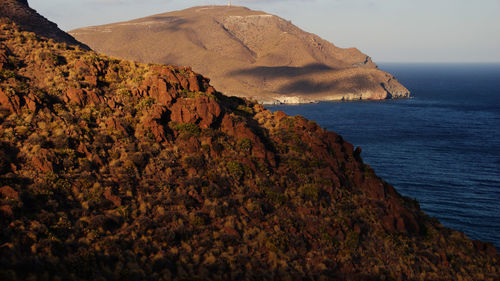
[258,91,411,105]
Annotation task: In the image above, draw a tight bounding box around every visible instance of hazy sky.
[29,0,500,63]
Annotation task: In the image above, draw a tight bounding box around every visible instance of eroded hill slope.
[70,6,409,103]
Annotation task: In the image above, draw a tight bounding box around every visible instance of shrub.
[78,158,93,172]
[183,155,205,169]
[211,141,224,154]
[189,213,207,226]
[130,152,148,169]
[299,184,319,201]
[53,134,71,149]
[281,117,296,128]
[0,70,16,79]
[38,51,65,66]
[321,232,340,248]
[135,97,155,111]
[82,53,100,65]
[255,160,271,177]
[116,87,131,97]
[345,232,360,249]
[171,122,201,136]
[181,90,209,99]
[264,190,287,205]
[235,105,253,116]
[226,161,244,179]
[237,138,252,153]
[267,232,289,252]
[257,179,287,205]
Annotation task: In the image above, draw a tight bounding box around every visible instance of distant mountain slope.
[0,0,89,49]
[70,6,408,103]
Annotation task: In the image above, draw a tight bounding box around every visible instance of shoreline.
[258,93,411,105]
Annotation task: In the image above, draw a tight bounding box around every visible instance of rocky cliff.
[70,6,409,104]
[0,0,89,50]
[0,5,498,281]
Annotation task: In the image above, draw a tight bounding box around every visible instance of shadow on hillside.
[230,63,372,95]
[229,63,339,79]
[159,53,183,66]
[276,74,372,95]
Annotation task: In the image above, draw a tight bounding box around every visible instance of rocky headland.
[70,6,409,104]
[0,2,498,280]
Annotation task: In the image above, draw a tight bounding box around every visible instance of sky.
[29,0,500,63]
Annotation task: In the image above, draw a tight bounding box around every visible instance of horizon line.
[377,61,500,64]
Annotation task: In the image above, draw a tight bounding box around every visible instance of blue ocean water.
[267,63,500,248]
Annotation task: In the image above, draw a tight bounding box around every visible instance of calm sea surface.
[267,63,500,248]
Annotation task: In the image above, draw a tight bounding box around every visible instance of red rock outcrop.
[136,75,177,106]
[170,97,222,129]
[221,113,275,166]
[64,87,103,106]
[0,186,18,200]
[139,105,169,142]
[31,149,55,173]
[0,89,22,114]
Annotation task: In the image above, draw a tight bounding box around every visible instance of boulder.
[221,113,275,166]
[139,75,178,106]
[0,205,13,217]
[64,87,85,106]
[170,96,222,129]
[24,92,40,113]
[140,105,169,142]
[104,188,121,207]
[105,118,129,136]
[64,88,103,106]
[0,89,22,114]
[0,186,18,200]
[187,72,202,92]
[0,47,9,71]
[31,149,54,173]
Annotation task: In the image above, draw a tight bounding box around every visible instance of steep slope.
[1,13,498,281]
[70,6,409,103]
[0,0,89,50]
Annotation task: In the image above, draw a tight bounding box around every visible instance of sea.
[267,63,500,249]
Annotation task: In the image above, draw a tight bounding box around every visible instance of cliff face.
[70,6,409,104]
[0,0,89,49]
[0,8,498,281]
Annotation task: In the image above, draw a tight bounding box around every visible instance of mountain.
[1,4,499,281]
[69,6,409,104]
[0,0,89,50]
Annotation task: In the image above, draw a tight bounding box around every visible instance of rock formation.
[0,4,498,281]
[70,6,409,104]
